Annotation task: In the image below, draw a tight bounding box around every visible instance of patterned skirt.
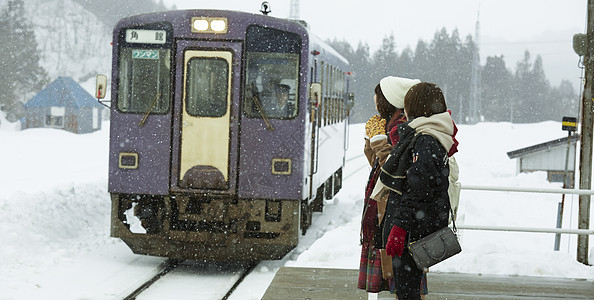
[358,244,396,293]
[358,244,428,295]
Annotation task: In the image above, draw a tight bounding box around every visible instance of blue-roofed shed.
[24,77,103,133]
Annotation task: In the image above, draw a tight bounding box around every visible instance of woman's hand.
[365,115,386,139]
[386,225,407,257]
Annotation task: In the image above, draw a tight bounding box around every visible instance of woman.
[358,76,425,296]
[380,82,458,299]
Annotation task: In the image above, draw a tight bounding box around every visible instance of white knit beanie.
[379,76,421,109]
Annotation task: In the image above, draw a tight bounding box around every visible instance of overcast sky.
[162,0,587,87]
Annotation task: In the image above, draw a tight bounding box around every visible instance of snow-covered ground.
[0,112,593,299]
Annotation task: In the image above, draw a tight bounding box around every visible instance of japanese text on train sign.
[132,50,159,59]
[125,29,166,44]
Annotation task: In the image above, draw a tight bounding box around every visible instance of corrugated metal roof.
[507,134,579,159]
[25,77,102,109]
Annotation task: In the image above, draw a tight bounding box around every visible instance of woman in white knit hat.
[358,76,428,298]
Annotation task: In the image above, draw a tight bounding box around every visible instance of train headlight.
[192,19,209,31]
[210,19,227,32]
[191,17,228,34]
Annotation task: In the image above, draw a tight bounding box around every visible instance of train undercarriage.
[111,169,343,261]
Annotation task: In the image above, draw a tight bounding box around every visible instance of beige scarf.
[408,111,455,152]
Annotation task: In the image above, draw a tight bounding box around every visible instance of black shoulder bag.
[408,209,462,269]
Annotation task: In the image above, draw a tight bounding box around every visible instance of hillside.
[24,0,112,83]
[3,0,170,91]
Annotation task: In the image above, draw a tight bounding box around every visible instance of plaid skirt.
[358,244,395,293]
[358,244,428,295]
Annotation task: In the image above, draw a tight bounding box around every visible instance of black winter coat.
[379,122,451,247]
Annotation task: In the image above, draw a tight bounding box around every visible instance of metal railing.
[458,184,594,235]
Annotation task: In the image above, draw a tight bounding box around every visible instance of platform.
[261,267,594,299]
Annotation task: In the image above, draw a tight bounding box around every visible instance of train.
[96,5,354,261]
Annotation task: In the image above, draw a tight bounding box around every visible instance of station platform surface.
[261,267,594,299]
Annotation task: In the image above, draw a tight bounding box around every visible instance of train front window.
[244,25,301,120]
[185,57,229,117]
[117,48,171,114]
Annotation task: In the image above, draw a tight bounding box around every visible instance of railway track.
[121,259,257,300]
[122,259,182,300]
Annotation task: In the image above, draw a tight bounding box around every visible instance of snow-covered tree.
[0,0,48,121]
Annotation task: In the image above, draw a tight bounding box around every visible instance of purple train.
[97,8,353,261]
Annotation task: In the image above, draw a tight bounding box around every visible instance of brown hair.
[375,83,398,121]
[404,82,447,119]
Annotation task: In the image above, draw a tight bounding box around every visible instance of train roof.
[307,30,349,66]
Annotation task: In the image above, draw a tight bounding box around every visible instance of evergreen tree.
[395,47,414,78]
[351,42,375,122]
[457,34,476,122]
[481,55,513,122]
[0,0,48,122]
[428,28,455,83]
[372,33,398,83]
[513,51,552,122]
[424,28,475,123]
[530,55,551,120]
[513,51,533,122]
[556,80,579,120]
[411,40,431,80]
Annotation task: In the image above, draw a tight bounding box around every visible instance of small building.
[24,77,103,134]
[507,135,579,188]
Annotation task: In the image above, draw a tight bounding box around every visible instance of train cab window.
[244,25,301,120]
[185,57,229,117]
[117,48,171,114]
[244,53,299,119]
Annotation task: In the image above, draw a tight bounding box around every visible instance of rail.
[342,154,594,236]
[462,184,594,195]
[459,184,594,235]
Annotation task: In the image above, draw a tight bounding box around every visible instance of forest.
[328,31,580,124]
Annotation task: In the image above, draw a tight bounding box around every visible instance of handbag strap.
[450,208,457,234]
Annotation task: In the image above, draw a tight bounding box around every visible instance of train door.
[172,40,242,193]
[308,81,322,199]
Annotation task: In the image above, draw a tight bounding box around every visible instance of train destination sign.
[125,29,166,44]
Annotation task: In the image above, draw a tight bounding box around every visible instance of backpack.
[447,155,461,224]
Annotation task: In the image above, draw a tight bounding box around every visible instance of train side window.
[319,61,324,127]
[185,57,229,117]
[117,48,171,114]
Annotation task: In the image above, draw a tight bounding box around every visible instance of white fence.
[459,184,594,235]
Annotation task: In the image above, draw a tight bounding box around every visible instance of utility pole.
[577,0,593,265]
[289,0,300,19]
[470,11,481,124]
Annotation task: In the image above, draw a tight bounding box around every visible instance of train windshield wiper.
[249,82,274,131]
[139,92,162,127]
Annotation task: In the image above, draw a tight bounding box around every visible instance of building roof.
[25,77,102,109]
[507,134,579,159]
